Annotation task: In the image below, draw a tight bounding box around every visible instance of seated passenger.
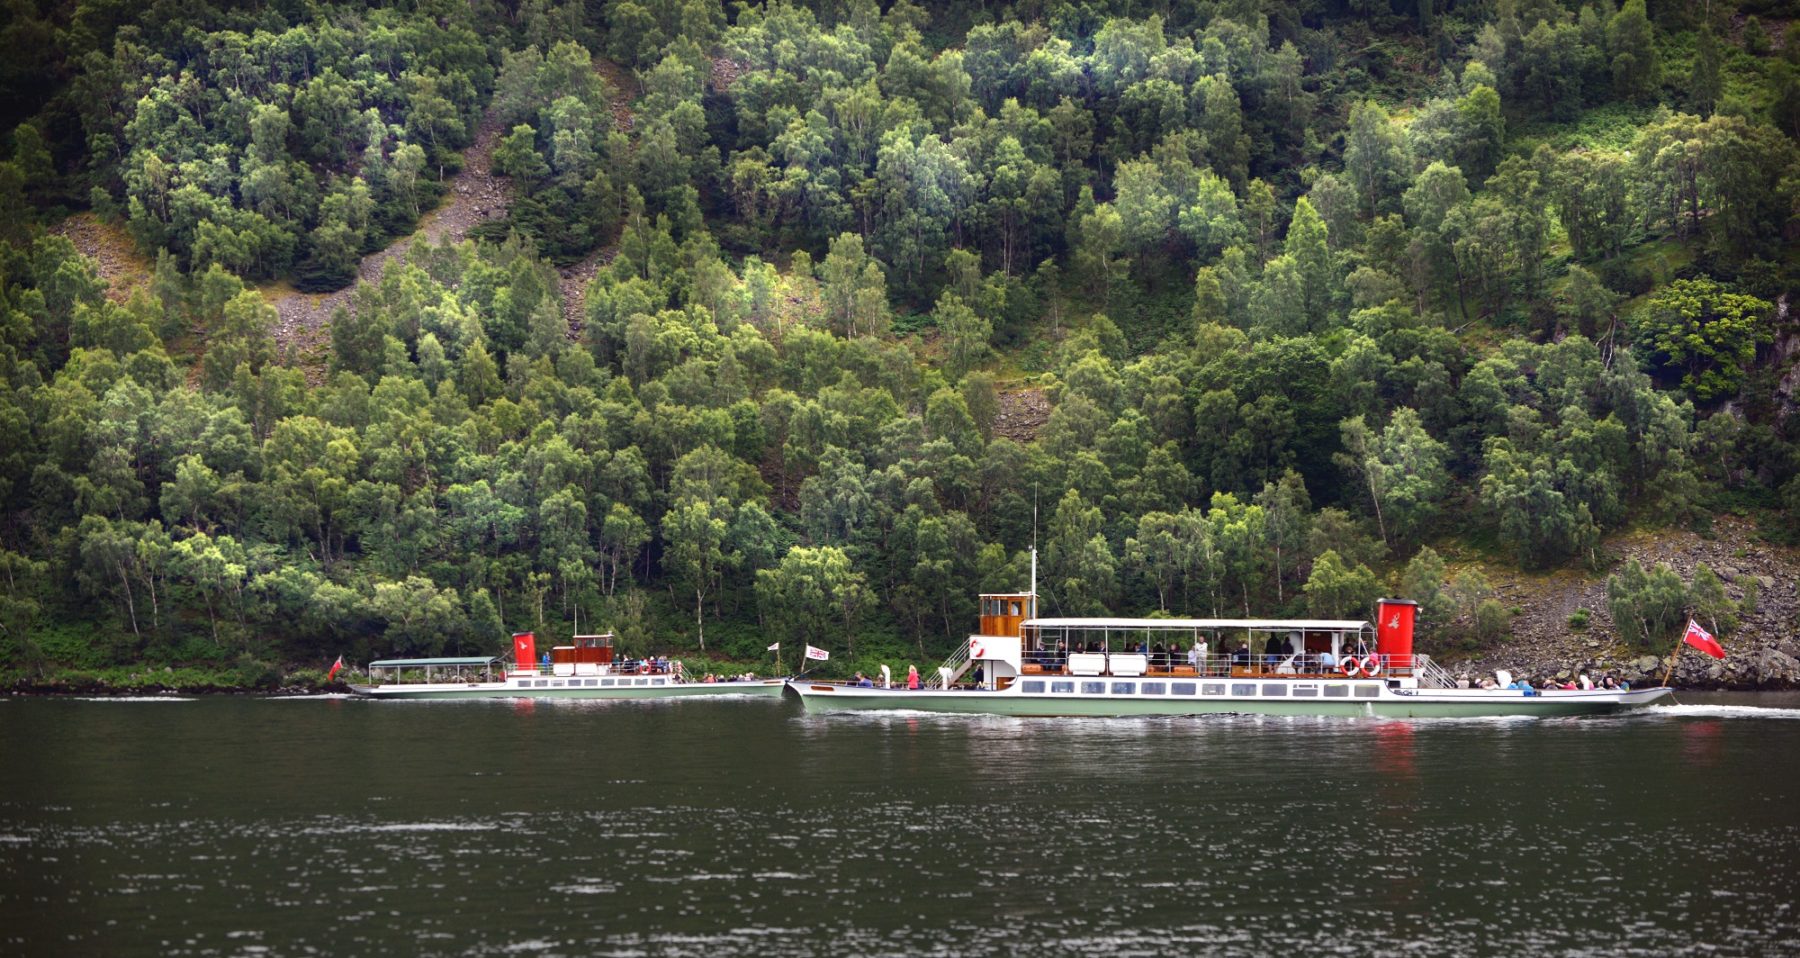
[1317,649,1336,671]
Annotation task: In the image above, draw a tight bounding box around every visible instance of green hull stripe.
[356,683,786,701]
[791,690,1667,718]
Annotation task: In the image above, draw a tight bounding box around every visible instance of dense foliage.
[1,0,1796,679]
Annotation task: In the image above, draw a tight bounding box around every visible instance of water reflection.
[0,697,1797,956]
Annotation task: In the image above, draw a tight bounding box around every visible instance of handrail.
[933,642,973,689]
[1014,650,1435,678]
[1412,653,1457,689]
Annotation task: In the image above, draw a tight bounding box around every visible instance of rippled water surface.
[2,692,1798,956]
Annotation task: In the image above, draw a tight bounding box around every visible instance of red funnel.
[1376,599,1417,667]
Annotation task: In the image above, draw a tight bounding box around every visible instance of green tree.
[755,545,872,655]
[1336,407,1448,546]
[1691,28,1723,116]
[1606,559,1687,650]
[1632,278,1773,400]
[1608,0,1659,100]
[663,496,733,650]
[1044,488,1118,615]
[1304,549,1381,620]
[1344,100,1411,218]
[1687,561,1737,637]
[935,291,992,378]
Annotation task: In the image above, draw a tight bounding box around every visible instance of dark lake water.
[2,692,1798,957]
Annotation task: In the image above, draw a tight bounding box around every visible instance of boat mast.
[1029,546,1038,620]
[1030,483,1039,619]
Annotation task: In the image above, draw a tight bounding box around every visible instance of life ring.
[1340,658,1362,677]
[1362,655,1382,676]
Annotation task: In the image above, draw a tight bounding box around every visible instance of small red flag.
[1682,620,1725,659]
[327,655,345,682]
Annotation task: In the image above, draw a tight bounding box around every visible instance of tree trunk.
[695,589,706,650]
[116,561,139,637]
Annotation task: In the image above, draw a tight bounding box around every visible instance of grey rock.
[1637,655,1661,672]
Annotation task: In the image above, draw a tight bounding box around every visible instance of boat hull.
[351,679,787,701]
[785,682,1672,718]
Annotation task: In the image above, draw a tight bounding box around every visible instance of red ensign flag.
[1682,620,1725,659]
[327,655,345,681]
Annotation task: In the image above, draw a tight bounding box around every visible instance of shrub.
[1606,559,1687,649]
[1474,599,1511,644]
[1567,608,1590,630]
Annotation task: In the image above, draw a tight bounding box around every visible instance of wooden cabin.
[979,593,1035,638]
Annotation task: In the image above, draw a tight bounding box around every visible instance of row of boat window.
[516,677,668,688]
[1020,680,1381,699]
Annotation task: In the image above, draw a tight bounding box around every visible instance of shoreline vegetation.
[3,2,1798,691]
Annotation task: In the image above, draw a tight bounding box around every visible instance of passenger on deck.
[855,672,874,687]
[1187,640,1205,672]
[1317,648,1336,672]
[1231,645,1251,668]
[1262,636,1282,667]
[1601,675,1619,690]
[907,665,921,690]
[1578,673,1594,690]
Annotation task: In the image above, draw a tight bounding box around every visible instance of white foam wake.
[1645,703,1800,720]
[68,696,196,702]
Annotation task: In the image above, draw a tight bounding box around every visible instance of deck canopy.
[1024,618,1370,632]
[369,656,499,668]
[1021,617,1376,660]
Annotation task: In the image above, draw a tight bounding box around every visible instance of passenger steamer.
[788,567,1670,718]
[350,632,784,700]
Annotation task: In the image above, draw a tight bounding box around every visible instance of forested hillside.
[1,0,1796,687]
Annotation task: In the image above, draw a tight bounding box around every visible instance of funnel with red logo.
[1376,599,1417,667]
[513,631,537,671]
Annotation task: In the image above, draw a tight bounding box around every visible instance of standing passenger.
[907,665,921,690]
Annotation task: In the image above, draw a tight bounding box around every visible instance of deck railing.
[933,643,973,689]
[1015,650,1432,680]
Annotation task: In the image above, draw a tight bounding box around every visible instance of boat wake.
[1644,703,1800,720]
[364,822,498,832]
[67,695,196,703]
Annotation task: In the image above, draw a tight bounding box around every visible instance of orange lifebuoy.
[1363,655,1382,676]
[1340,658,1362,677]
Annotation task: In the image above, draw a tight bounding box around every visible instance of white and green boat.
[788,566,1671,719]
[350,632,785,701]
